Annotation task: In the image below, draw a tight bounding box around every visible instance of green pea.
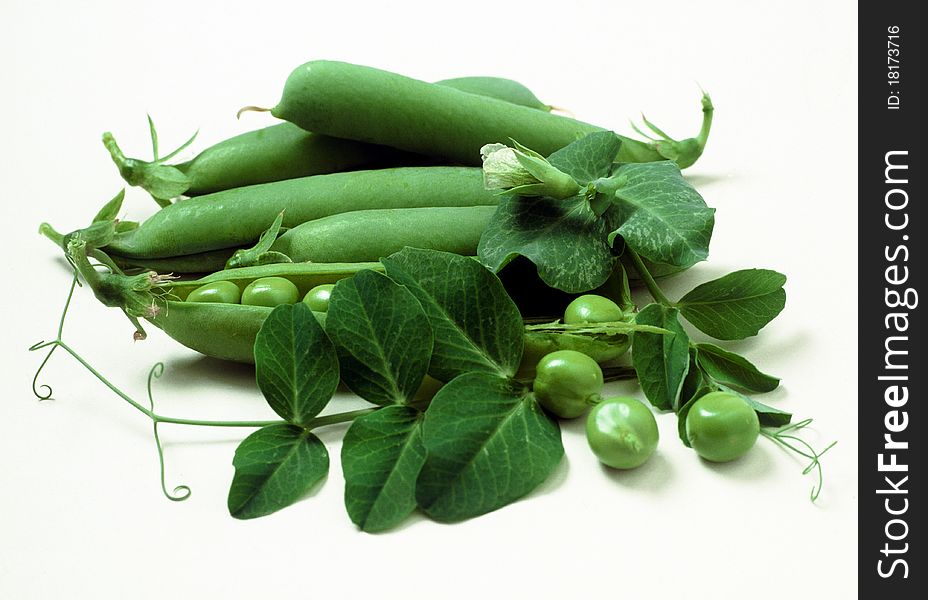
[563,294,625,324]
[532,350,604,419]
[185,281,241,304]
[302,284,335,312]
[685,391,760,462]
[586,397,659,469]
[242,277,299,307]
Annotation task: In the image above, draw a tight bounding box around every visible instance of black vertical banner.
[860,4,922,594]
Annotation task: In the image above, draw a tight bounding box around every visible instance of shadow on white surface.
[684,173,732,188]
[700,440,774,482]
[162,354,256,389]
[598,452,675,492]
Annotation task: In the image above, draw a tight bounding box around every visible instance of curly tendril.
[29,274,81,400]
[29,271,285,505]
[147,363,192,502]
[760,419,837,502]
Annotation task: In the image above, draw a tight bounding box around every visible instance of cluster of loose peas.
[187,279,761,468]
[186,277,335,312]
[533,294,760,469]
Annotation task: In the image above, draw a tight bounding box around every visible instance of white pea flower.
[480,142,581,199]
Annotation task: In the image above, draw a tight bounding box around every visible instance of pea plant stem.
[626,248,673,306]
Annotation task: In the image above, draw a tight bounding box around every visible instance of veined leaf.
[382,248,523,381]
[695,343,780,393]
[478,195,618,294]
[416,373,563,522]
[718,384,793,427]
[678,269,786,340]
[228,424,328,520]
[341,406,426,532]
[547,131,623,184]
[326,270,433,406]
[632,303,690,411]
[254,303,339,425]
[607,161,715,267]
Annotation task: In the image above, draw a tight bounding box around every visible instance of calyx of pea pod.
[66,239,174,340]
[480,141,581,199]
[102,116,199,206]
[224,211,293,269]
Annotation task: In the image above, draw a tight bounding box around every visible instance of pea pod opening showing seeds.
[104,76,554,203]
[267,60,712,169]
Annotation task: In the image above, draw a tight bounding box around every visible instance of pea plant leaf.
[677,269,787,340]
[595,261,636,314]
[677,350,718,446]
[478,194,619,294]
[228,424,329,520]
[717,384,793,428]
[632,303,691,411]
[416,372,564,522]
[695,342,780,393]
[325,269,433,406]
[381,248,523,381]
[606,161,715,268]
[254,303,339,426]
[546,131,623,184]
[341,405,426,532]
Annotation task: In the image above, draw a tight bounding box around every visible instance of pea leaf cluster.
[235,248,564,530]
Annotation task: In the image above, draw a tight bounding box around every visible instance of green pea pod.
[270,206,496,264]
[67,243,639,368]
[105,76,554,203]
[270,61,712,169]
[103,166,495,260]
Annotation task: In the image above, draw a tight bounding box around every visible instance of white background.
[1,1,857,598]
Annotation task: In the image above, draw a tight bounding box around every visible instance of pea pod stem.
[626,248,673,306]
[31,324,377,430]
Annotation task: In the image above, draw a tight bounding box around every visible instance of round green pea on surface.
[532,350,604,419]
[242,277,299,307]
[302,284,335,312]
[685,391,760,463]
[586,396,659,469]
[563,294,625,324]
[185,280,241,304]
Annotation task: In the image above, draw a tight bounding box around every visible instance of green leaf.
[717,384,793,427]
[595,261,636,314]
[228,424,329,520]
[341,406,426,532]
[546,131,623,184]
[695,343,780,393]
[677,269,787,340]
[478,195,618,293]
[225,212,292,269]
[146,165,191,202]
[254,303,339,425]
[677,350,717,446]
[326,269,432,405]
[92,189,126,223]
[632,303,691,411]
[416,373,563,522]
[381,248,523,381]
[607,161,715,267]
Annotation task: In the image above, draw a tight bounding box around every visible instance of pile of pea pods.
[42,61,824,531]
[43,59,712,363]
